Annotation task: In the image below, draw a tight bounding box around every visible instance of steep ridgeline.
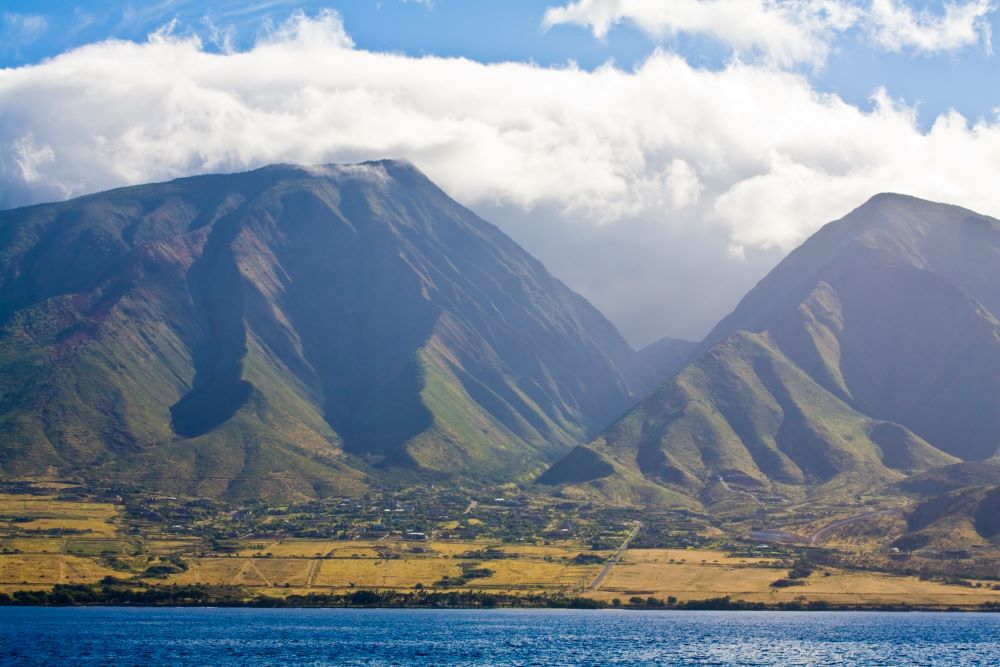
[541,194,1000,506]
[0,161,674,500]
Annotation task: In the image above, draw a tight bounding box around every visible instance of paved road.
[808,509,903,546]
[585,521,642,592]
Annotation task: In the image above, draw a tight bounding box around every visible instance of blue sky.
[2,1,999,343]
[3,1,997,129]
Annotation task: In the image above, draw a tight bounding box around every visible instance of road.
[808,509,903,546]
[585,521,642,592]
[718,476,762,506]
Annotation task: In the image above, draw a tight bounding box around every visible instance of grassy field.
[0,494,119,536]
[2,493,1000,608]
[0,554,119,593]
[589,548,1000,606]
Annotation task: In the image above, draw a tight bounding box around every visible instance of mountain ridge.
[0,160,677,500]
[540,193,1000,506]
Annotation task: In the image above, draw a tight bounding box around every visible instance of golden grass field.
[0,494,119,536]
[0,554,119,593]
[589,548,1000,606]
[2,494,1000,607]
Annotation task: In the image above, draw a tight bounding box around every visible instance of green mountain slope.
[0,161,669,500]
[705,194,1000,461]
[541,194,998,505]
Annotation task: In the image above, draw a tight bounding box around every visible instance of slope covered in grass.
[542,194,997,505]
[0,161,673,499]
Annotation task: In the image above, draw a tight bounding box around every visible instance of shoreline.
[2,583,998,613]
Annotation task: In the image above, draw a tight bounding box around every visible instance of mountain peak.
[541,194,1000,506]
[0,162,675,501]
[849,191,997,230]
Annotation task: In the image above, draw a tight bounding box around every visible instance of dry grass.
[473,559,599,590]
[423,541,487,557]
[163,558,247,586]
[587,548,1000,606]
[773,571,1000,606]
[594,559,782,601]
[251,559,314,587]
[0,554,117,586]
[625,548,780,566]
[314,558,461,589]
[500,543,592,558]
[325,546,381,558]
[261,541,342,558]
[145,539,203,556]
[2,529,997,608]
[65,539,131,555]
[0,494,118,536]
[0,537,66,553]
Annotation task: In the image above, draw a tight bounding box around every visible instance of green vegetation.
[0,161,680,501]
[542,193,1000,512]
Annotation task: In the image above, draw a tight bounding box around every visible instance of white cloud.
[1,12,49,51]
[3,9,1000,340]
[543,0,861,68]
[543,0,997,64]
[10,133,55,184]
[868,0,995,54]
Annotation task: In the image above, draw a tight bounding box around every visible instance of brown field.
[260,541,343,558]
[145,539,204,556]
[587,548,1000,606]
[314,557,462,589]
[476,559,599,590]
[595,559,786,601]
[625,548,781,566]
[65,539,131,555]
[2,531,999,607]
[419,540,488,557]
[1,537,66,553]
[0,554,118,589]
[136,538,602,593]
[161,558,252,586]
[0,494,119,536]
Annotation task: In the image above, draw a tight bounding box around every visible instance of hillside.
[0,161,671,500]
[541,194,1000,505]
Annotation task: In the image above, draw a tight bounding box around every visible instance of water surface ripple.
[1,607,999,665]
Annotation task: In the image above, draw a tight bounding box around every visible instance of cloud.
[1,12,49,52]
[543,0,997,65]
[3,9,1000,341]
[543,0,861,67]
[868,0,995,54]
[9,133,56,184]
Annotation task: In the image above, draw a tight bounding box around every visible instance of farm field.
[588,549,1000,606]
[0,554,119,593]
[0,494,119,536]
[1,490,1000,609]
[4,536,998,608]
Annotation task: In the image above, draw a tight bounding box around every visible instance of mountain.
[541,194,1000,505]
[0,160,672,500]
[891,461,1000,552]
[894,484,1000,552]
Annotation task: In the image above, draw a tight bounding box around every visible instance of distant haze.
[479,202,786,346]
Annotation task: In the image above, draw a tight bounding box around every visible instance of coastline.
[2,583,998,612]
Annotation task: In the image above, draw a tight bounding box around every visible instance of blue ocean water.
[1,607,998,665]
